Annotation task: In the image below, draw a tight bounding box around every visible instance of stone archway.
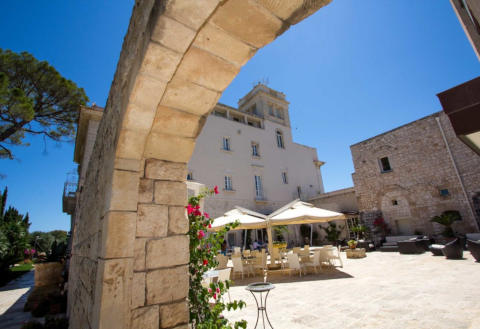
[68,1,332,328]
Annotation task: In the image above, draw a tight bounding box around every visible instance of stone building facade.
[351,111,480,236]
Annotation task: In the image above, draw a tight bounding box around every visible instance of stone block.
[122,103,156,132]
[159,301,188,328]
[137,204,168,238]
[164,0,220,30]
[175,46,240,92]
[154,181,187,206]
[152,15,196,53]
[144,133,196,163]
[151,106,204,138]
[139,178,154,203]
[257,0,332,24]
[114,157,142,172]
[146,265,189,304]
[194,23,257,66]
[169,206,189,235]
[160,77,220,116]
[139,42,182,82]
[101,211,136,258]
[145,159,187,181]
[129,72,167,111]
[134,238,147,272]
[116,129,149,160]
[34,262,64,287]
[108,170,140,211]
[211,0,285,48]
[93,258,133,329]
[131,305,159,329]
[131,272,146,309]
[146,235,189,269]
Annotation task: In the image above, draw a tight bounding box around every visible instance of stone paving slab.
[225,251,480,329]
[0,270,35,329]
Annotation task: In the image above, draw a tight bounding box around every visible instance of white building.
[65,84,326,248]
[188,84,326,246]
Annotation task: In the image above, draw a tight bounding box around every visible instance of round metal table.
[245,282,275,329]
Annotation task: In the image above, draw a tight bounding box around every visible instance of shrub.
[188,186,247,329]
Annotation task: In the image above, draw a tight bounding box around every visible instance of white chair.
[270,247,282,267]
[325,246,343,268]
[287,253,306,277]
[253,252,267,274]
[232,256,253,279]
[304,250,322,274]
[201,276,212,288]
[217,268,232,302]
[215,254,228,270]
[243,249,251,257]
[293,247,301,255]
[233,247,241,256]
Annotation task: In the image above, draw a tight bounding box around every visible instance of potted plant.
[430,210,462,239]
[347,240,358,249]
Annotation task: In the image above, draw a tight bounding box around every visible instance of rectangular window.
[187,172,193,181]
[379,157,392,172]
[224,176,233,190]
[252,143,259,157]
[275,108,284,119]
[392,199,398,206]
[440,189,450,196]
[276,131,284,149]
[268,103,274,116]
[222,137,231,151]
[254,175,263,198]
[282,172,288,184]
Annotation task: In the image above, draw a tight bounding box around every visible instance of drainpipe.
[435,116,479,231]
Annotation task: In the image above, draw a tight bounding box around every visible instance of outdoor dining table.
[246,282,275,329]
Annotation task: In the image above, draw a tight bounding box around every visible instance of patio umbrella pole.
[244,229,247,250]
[310,224,313,246]
[267,222,273,253]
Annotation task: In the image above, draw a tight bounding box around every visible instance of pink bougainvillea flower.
[186,204,194,214]
[208,223,212,229]
[204,212,209,219]
[213,293,217,299]
[216,287,220,293]
[214,186,219,194]
[203,259,208,266]
[208,288,212,293]
[194,205,200,210]
[198,230,205,239]
[194,210,202,216]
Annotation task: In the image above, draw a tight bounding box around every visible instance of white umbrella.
[266,199,347,252]
[210,207,267,249]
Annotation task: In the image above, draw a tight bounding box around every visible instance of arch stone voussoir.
[69,0,333,328]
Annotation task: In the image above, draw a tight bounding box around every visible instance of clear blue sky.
[1,0,479,232]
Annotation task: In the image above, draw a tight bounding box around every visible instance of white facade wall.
[188,85,325,247]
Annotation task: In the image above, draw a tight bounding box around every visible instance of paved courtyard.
[0,270,34,329]
[225,251,480,329]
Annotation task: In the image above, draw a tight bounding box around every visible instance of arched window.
[276,130,284,149]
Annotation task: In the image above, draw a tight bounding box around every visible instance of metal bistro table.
[245,282,275,329]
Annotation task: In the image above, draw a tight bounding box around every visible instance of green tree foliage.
[0,186,30,272]
[29,230,68,255]
[273,225,288,242]
[431,210,462,237]
[321,222,344,245]
[0,49,88,159]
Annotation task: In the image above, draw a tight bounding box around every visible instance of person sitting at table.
[252,240,261,250]
[221,240,227,256]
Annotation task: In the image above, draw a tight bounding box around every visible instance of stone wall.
[351,111,480,236]
[309,187,357,213]
[68,1,332,328]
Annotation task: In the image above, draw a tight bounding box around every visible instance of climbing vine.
[188,186,247,329]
